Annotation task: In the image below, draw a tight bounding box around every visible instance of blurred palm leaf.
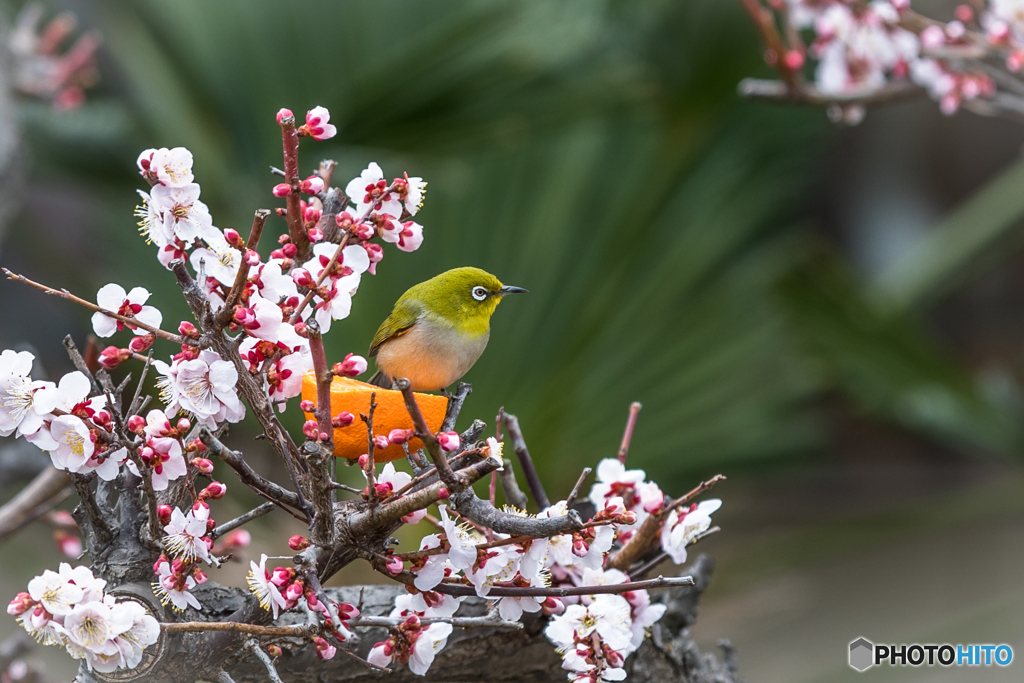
[9,0,1023,499]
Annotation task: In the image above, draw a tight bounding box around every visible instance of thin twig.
[245,638,285,683]
[210,502,276,539]
[349,615,523,630]
[5,269,184,343]
[616,402,642,465]
[501,414,548,509]
[216,209,270,327]
[564,467,592,509]
[161,622,317,637]
[388,571,693,597]
[397,379,460,489]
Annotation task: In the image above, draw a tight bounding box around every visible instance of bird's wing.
[369,297,424,357]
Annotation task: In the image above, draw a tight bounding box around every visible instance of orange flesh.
[300,372,448,462]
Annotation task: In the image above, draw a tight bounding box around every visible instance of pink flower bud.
[302,419,320,439]
[353,222,375,240]
[7,592,34,616]
[437,431,460,452]
[176,418,191,433]
[307,227,324,243]
[541,597,564,616]
[224,228,244,248]
[438,487,449,500]
[338,602,360,620]
[294,322,308,338]
[233,307,256,328]
[332,411,355,428]
[55,531,82,558]
[387,428,413,445]
[281,243,298,258]
[401,508,428,525]
[385,556,404,575]
[284,580,305,602]
[192,568,208,585]
[304,206,322,224]
[186,438,207,453]
[288,535,310,551]
[191,457,214,475]
[314,636,337,660]
[357,454,368,469]
[332,353,367,377]
[291,268,315,288]
[373,435,390,450]
[244,249,261,266]
[200,481,227,500]
[276,108,294,125]
[300,399,315,412]
[264,644,283,658]
[301,176,325,195]
[572,536,588,558]
[364,243,383,262]
[222,529,250,549]
[273,183,292,197]
[93,411,111,428]
[271,567,293,587]
[127,415,146,435]
[139,446,155,463]
[98,346,129,370]
[178,321,200,338]
[129,334,156,354]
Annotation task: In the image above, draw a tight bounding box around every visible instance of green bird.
[368,267,527,391]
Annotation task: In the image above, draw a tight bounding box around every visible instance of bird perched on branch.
[368,267,527,391]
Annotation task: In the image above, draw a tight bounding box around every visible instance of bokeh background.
[1,0,1023,681]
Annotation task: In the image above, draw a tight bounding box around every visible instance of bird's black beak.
[498,285,528,295]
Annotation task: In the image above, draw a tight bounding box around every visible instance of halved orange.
[300,372,448,462]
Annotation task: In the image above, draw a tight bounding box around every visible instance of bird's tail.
[367,369,394,389]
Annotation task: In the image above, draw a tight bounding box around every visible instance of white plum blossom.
[660,499,721,565]
[27,569,84,616]
[33,415,95,473]
[152,561,201,612]
[246,554,287,619]
[91,284,163,338]
[304,106,337,140]
[156,351,244,429]
[545,594,634,652]
[147,147,194,187]
[190,234,241,287]
[344,162,403,217]
[409,623,452,676]
[0,350,54,437]
[33,371,91,415]
[150,183,217,244]
[163,506,212,564]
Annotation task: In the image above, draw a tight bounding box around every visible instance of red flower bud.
[200,482,227,500]
[191,457,214,475]
[127,415,146,435]
[437,431,460,452]
[385,556,404,575]
[357,454,368,469]
[332,353,367,378]
[98,346,129,370]
[157,505,172,525]
[373,435,390,450]
[387,428,413,445]
[438,487,449,500]
[272,183,292,198]
[264,644,283,658]
[288,535,310,551]
[281,243,298,258]
[302,419,320,440]
[276,108,293,125]
[224,228,244,248]
[176,418,191,433]
[300,400,315,412]
[332,411,355,428]
[178,321,201,338]
[129,334,155,354]
[307,227,324,243]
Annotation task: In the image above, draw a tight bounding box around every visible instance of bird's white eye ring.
[471,286,488,301]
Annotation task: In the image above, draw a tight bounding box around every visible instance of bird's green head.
[414,267,527,333]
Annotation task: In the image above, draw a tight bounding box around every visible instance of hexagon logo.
[849,638,874,672]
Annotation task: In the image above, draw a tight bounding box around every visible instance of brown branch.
[201,430,305,512]
[497,458,528,512]
[617,402,642,465]
[349,615,523,630]
[278,113,310,263]
[501,413,548,510]
[397,379,460,489]
[211,501,276,539]
[387,571,693,598]
[605,474,725,571]
[216,209,270,328]
[0,467,70,544]
[161,622,318,637]
[4,269,185,343]
[71,473,113,544]
[442,382,473,432]
[362,392,379,507]
[564,467,591,509]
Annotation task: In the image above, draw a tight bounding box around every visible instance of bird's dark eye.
[471,286,488,301]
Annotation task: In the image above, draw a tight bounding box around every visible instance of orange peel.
[301,372,447,462]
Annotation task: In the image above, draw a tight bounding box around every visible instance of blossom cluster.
[780,0,1011,116]
[8,564,159,673]
[239,456,719,679]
